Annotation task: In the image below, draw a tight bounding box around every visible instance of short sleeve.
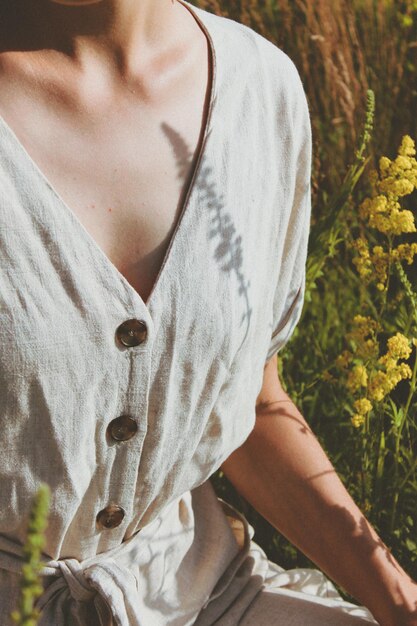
[265,64,312,363]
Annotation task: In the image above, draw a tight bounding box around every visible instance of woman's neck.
[0,0,185,82]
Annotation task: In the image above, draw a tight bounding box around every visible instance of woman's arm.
[221,355,417,626]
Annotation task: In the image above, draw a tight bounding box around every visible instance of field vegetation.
[195,0,417,592]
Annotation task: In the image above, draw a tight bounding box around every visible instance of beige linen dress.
[0,1,379,623]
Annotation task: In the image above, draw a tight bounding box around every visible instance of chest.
[0,51,211,305]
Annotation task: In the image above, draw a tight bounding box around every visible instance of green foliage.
[203,0,417,591]
[10,484,51,626]
[306,89,375,297]
[214,106,417,578]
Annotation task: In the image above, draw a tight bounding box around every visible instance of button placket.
[96,311,152,537]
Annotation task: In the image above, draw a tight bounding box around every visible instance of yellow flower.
[352,237,373,279]
[397,362,412,379]
[359,195,388,222]
[361,337,380,358]
[393,243,417,264]
[368,371,389,401]
[351,315,380,333]
[398,134,416,158]
[379,156,391,173]
[386,333,411,360]
[355,135,417,241]
[370,207,416,235]
[395,155,413,171]
[380,356,398,371]
[340,312,415,415]
[369,245,389,286]
[382,178,414,197]
[347,365,368,392]
[368,362,412,402]
[353,398,373,415]
[346,316,380,359]
[351,414,365,428]
[353,314,368,325]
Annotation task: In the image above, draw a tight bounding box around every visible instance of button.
[107,415,138,442]
[96,505,125,530]
[116,319,147,347]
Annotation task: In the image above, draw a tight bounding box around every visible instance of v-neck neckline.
[0,0,217,313]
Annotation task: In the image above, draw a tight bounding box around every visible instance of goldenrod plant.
[10,484,50,626]
[329,136,417,532]
[204,0,417,589]
[280,132,417,580]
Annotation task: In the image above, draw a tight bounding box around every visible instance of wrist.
[372,576,417,626]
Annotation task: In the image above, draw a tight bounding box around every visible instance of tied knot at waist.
[38,557,101,605]
[34,556,134,626]
[0,531,146,626]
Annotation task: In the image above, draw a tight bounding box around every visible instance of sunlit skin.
[0,0,211,303]
[0,1,417,624]
[221,354,417,625]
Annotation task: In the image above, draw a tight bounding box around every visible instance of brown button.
[96,505,125,530]
[116,319,147,347]
[107,415,138,442]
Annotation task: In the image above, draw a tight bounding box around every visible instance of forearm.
[221,396,417,626]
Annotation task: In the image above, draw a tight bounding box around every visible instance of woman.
[0,0,416,624]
